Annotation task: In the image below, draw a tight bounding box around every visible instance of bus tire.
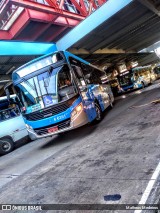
[141,82,145,88]
[109,95,114,108]
[94,102,103,123]
[0,138,14,155]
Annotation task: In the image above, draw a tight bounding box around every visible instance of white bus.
[0,95,29,155]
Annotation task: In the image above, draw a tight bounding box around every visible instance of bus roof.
[12,51,104,75]
[12,51,59,74]
[132,65,151,71]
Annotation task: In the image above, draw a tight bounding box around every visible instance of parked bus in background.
[154,65,160,79]
[0,95,29,155]
[133,66,157,83]
[6,51,114,140]
[118,66,155,92]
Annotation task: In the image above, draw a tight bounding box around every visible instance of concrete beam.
[69,48,90,54]
[56,0,133,51]
[0,41,57,56]
[69,48,135,54]
[94,49,129,54]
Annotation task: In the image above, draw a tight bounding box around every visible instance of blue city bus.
[6,51,114,140]
[154,65,160,79]
[118,67,151,92]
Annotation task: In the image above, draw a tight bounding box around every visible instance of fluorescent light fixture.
[155,47,160,58]
[0,80,11,85]
[131,61,138,68]
[6,66,15,75]
[120,68,127,73]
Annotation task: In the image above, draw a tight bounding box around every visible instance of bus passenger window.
[69,57,86,86]
[72,65,86,86]
[64,79,72,86]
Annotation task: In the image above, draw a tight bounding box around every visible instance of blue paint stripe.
[0,41,57,56]
[122,85,134,90]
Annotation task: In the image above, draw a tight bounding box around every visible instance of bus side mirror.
[85,74,91,84]
[5,83,19,106]
[86,79,90,84]
[4,82,13,101]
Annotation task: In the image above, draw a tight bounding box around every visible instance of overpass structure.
[0,0,160,94]
[0,0,106,41]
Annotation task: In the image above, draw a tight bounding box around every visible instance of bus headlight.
[71,103,83,121]
[26,124,33,130]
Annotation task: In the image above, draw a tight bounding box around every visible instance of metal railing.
[0,0,8,10]
[0,4,20,30]
[0,0,81,30]
[31,0,80,13]
[0,0,106,30]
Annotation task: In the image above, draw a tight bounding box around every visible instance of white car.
[0,95,29,155]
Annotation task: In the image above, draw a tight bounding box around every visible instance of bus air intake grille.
[25,102,70,121]
[24,95,79,121]
[34,119,70,135]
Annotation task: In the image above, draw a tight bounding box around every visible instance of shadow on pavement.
[40,124,98,149]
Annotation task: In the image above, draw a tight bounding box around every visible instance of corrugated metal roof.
[70,0,160,53]
[76,53,159,68]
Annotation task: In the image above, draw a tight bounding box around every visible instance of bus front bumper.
[27,109,89,140]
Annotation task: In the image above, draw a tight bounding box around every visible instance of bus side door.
[89,84,110,111]
[85,67,110,111]
[69,59,97,122]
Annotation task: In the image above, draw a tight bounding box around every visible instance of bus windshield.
[14,64,77,114]
[154,66,160,74]
[118,73,133,86]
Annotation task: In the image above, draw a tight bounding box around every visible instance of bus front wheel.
[0,138,14,155]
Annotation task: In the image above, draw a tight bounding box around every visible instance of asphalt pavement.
[0,81,160,213]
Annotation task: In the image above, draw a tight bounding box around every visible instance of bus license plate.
[48,126,58,133]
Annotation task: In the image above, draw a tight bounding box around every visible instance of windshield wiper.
[21,77,38,97]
